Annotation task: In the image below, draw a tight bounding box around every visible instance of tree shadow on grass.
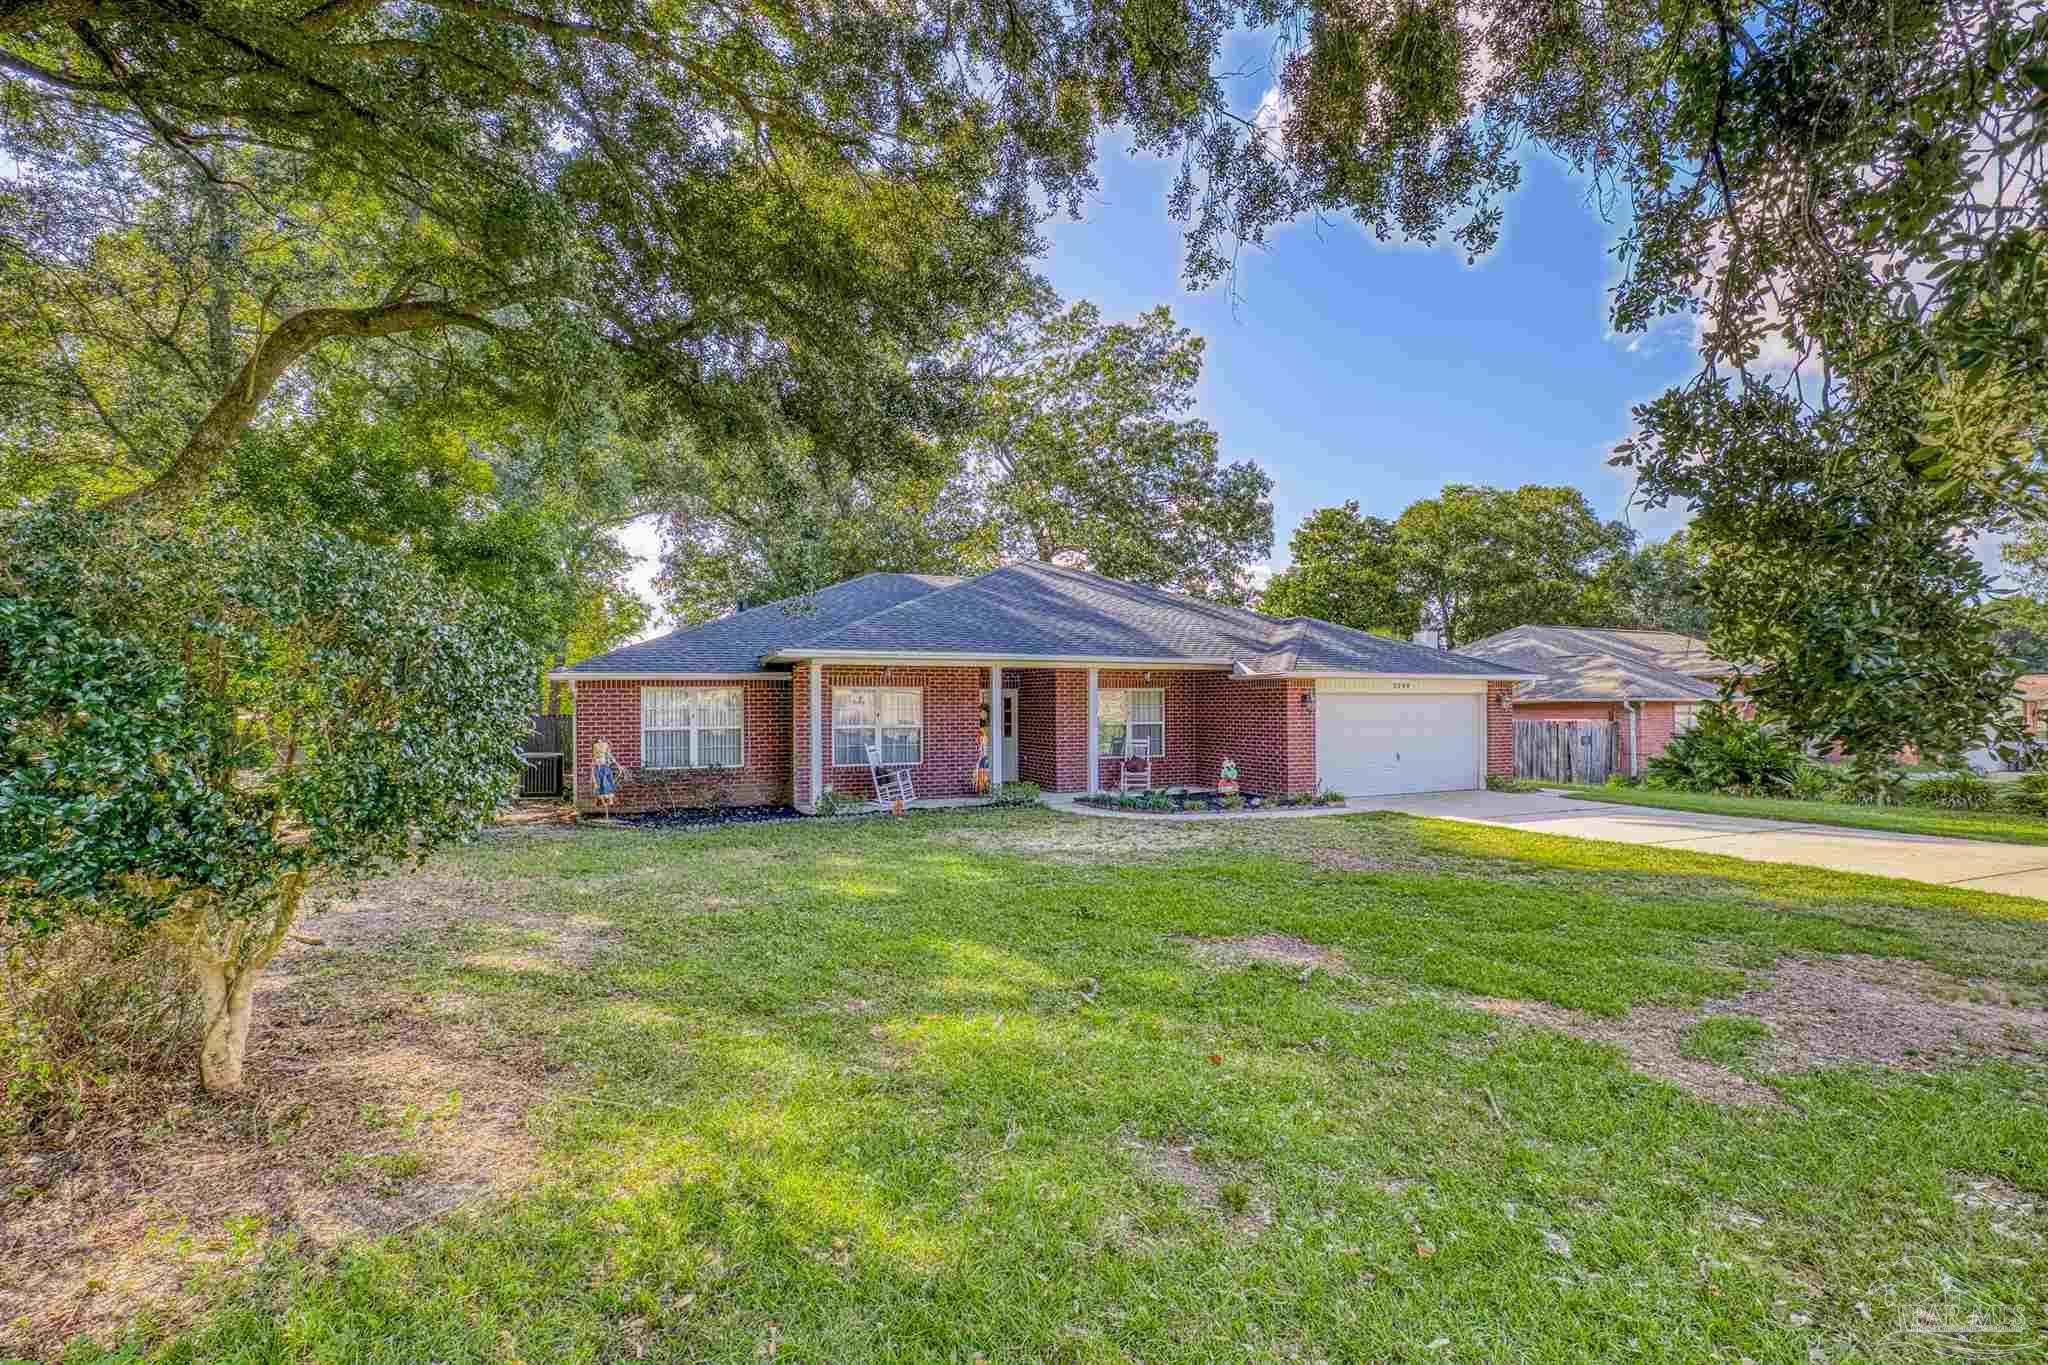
[62,813,2048,1362]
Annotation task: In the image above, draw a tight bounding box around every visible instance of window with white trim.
[1672,703,1702,734]
[832,686,923,765]
[640,687,745,769]
[1099,687,1164,757]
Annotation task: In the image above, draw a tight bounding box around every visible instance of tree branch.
[102,287,553,511]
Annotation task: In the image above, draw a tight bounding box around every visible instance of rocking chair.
[1120,737,1154,794]
[866,744,916,808]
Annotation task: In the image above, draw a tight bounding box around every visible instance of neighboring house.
[1454,625,1738,775]
[1916,671,2048,770]
[552,562,1528,813]
[2020,674,2048,737]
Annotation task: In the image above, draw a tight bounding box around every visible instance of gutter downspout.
[1625,699,1641,777]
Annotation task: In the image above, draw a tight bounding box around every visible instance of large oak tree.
[1262,485,1635,650]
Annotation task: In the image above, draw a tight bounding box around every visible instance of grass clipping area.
[8,806,2048,1362]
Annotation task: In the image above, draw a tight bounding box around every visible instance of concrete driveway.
[1363,790,2048,900]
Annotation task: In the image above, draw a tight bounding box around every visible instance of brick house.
[1454,626,1736,776]
[554,562,1527,813]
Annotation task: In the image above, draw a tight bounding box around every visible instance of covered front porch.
[788,658,1316,813]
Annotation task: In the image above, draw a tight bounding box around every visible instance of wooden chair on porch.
[1120,738,1154,794]
[866,744,916,808]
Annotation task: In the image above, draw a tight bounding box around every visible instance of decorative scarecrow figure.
[974,705,992,794]
[1217,757,1240,797]
[592,739,621,814]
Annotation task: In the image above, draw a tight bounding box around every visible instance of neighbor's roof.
[566,561,1527,679]
[1455,625,1732,703]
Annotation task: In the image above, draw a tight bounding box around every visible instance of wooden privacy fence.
[1514,719,1620,784]
[520,713,573,798]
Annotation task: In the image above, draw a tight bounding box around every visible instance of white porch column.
[808,664,824,805]
[988,665,1004,789]
[1086,667,1100,794]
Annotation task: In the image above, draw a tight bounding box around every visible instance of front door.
[1001,687,1019,781]
[983,685,1022,783]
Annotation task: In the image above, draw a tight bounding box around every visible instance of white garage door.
[1316,691,1483,797]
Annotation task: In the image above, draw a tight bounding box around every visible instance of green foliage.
[1644,704,1805,797]
[0,501,531,934]
[991,782,1043,807]
[1785,765,1833,803]
[959,298,1274,601]
[656,297,1274,616]
[1604,773,1640,790]
[1591,532,1712,636]
[1259,502,1416,635]
[1623,383,2030,784]
[1262,486,1634,648]
[1909,772,2001,812]
[1486,775,1539,794]
[2003,775,2048,819]
[0,500,532,1089]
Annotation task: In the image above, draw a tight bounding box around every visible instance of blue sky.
[1037,128,1701,575]
[619,101,1711,624]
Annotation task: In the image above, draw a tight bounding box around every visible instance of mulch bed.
[1078,789,1269,814]
[621,803,809,830]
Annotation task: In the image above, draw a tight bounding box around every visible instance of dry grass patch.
[1472,996,1790,1109]
[1119,1128,1271,1240]
[1177,932,1348,976]
[310,870,619,970]
[0,876,578,1357]
[935,817,1237,864]
[1473,954,2048,1110]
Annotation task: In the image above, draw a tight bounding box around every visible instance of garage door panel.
[1316,692,1482,796]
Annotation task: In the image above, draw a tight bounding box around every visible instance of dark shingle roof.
[565,573,960,673]
[567,561,1527,678]
[1454,625,1728,702]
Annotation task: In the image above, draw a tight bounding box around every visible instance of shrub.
[1907,770,1998,810]
[1785,764,1832,802]
[1487,775,1539,794]
[1313,789,1347,806]
[991,781,1043,807]
[0,502,531,1092]
[1603,773,1638,789]
[1220,794,1246,811]
[1644,703,1804,796]
[2004,789,2048,818]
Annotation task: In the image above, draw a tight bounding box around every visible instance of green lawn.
[1557,782,2048,846]
[52,808,2048,1363]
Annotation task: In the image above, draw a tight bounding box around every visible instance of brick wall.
[792,663,814,809]
[1487,682,1516,777]
[1188,675,1317,796]
[1011,668,1091,791]
[571,677,793,812]
[816,665,986,802]
[1634,702,1678,769]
